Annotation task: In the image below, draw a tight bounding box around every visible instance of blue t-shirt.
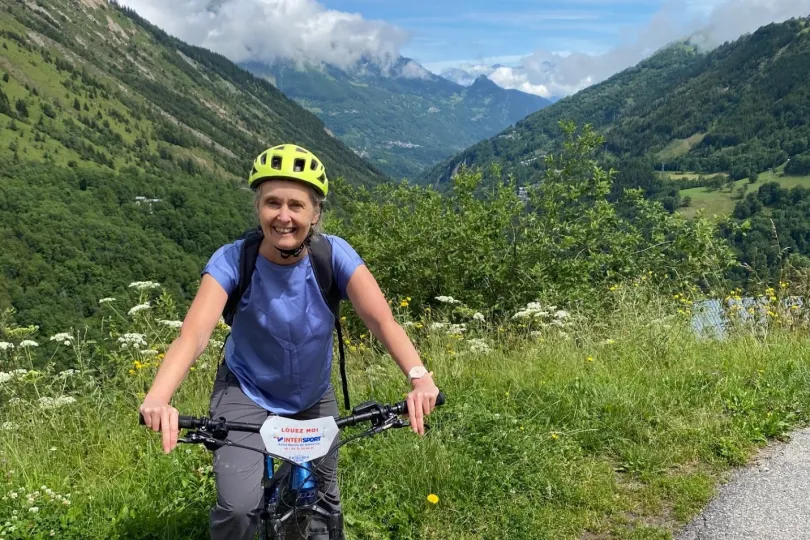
[202,234,364,415]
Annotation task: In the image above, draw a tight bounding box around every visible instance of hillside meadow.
[3,278,810,539]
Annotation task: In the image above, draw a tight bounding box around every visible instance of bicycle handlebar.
[138,392,446,432]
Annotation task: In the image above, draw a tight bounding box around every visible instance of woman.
[139,144,441,539]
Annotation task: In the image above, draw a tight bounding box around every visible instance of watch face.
[409,366,428,378]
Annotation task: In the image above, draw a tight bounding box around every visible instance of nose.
[276,204,291,222]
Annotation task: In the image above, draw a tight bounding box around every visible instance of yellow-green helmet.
[248,144,329,197]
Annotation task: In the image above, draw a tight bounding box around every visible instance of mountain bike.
[139,392,446,539]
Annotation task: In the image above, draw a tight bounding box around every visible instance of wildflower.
[38,396,77,410]
[0,342,14,351]
[400,299,409,308]
[128,303,151,316]
[435,296,460,304]
[57,369,77,379]
[447,324,466,335]
[426,494,439,504]
[28,507,38,513]
[9,492,18,499]
[551,432,559,440]
[158,319,183,329]
[98,297,116,304]
[473,312,485,322]
[118,333,147,350]
[468,338,491,353]
[601,338,616,345]
[128,281,160,290]
[18,340,38,348]
[139,349,158,357]
[49,333,72,346]
[586,356,594,362]
[0,372,12,384]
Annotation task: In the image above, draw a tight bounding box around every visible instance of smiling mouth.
[273,226,296,235]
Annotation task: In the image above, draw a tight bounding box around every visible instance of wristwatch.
[408,366,432,384]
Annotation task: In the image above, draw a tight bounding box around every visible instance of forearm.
[370,317,426,378]
[144,333,206,403]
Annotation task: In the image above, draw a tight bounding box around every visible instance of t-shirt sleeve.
[329,235,365,299]
[202,241,241,296]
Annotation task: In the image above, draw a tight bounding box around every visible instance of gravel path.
[677,427,810,539]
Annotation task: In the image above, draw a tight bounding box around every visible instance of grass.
[673,165,810,218]
[3,283,810,538]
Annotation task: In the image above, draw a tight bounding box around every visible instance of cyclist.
[139,144,441,540]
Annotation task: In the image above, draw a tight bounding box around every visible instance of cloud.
[117,0,410,70]
[519,0,810,96]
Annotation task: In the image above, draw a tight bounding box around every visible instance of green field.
[674,165,810,218]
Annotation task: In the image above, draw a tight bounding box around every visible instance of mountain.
[242,57,551,179]
[0,0,384,188]
[421,17,810,188]
[0,0,386,334]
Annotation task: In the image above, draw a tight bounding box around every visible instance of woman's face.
[256,180,319,252]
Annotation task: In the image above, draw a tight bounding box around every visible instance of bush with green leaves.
[330,122,737,319]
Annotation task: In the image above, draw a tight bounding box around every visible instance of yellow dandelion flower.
[400,300,409,308]
[349,346,357,353]
[128,369,136,375]
[407,297,412,301]
[427,494,439,504]
[586,356,594,362]
[551,432,559,440]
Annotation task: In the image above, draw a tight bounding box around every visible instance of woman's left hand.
[407,376,440,436]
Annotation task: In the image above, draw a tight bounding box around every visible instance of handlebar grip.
[138,413,197,429]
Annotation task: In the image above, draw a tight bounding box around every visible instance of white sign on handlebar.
[260,416,339,464]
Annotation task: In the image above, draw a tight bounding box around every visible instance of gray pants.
[208,361,342,540]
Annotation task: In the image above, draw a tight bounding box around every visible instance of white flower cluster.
[118,333,147,350]
[49,333,73,346]
[129,281,160,290]
[19,340,38,348]
[1,421,18,430]
[428,322,466,335]
[0,370,29,384]
[38,396,76,409]
[99,297,116,304]
[57,369,77,379]
[139,349,158,357]
[128,303,151,316]
[473,312,485,322]
[435,296,461,304]
[0,341,14,351]
[158,319,183,329]
[468,338,491,353]
[512,302,570,322]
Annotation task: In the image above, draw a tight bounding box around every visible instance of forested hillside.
[0,0,385,335]
[422,17,810,187]
[246,58,550,179]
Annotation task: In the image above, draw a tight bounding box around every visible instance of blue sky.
[322,0,667,69]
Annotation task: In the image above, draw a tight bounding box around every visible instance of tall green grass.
[2,283,810,539]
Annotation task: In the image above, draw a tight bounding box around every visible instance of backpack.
[220,226,351,411]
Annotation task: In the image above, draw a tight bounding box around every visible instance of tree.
[73,98,81,111]
[15,99,28,118]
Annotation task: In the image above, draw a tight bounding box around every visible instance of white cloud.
[118,0,410,70]
[519,0,810,96]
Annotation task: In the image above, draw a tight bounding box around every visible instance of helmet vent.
[293,158,305,172]
[295,146,307,153]
[260,152,267,165]
[271,156,282,170]
[251,166,258,176]
[310,159,319,170]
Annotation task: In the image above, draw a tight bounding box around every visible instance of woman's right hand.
[139,398,180,454]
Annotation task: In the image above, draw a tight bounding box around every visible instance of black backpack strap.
[308,234,350,411]
[222,226,263,327]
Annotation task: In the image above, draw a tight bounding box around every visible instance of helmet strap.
[276,229,314,259]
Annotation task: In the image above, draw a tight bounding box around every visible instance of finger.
[140,407,152,429]
[422,392,431,418]
[413,395,425,436]
[161,408,171,453]
[170,409,179,452]
[407,395,417,434]
[150,410,161,433]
